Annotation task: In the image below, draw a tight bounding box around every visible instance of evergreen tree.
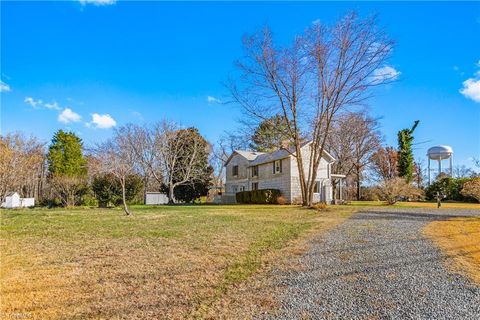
[397,120,419,183]
[47,130,87,176]
[47,130,87,206]
[250,115,290,152]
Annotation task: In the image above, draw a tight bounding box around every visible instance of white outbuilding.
[1,192,35,208]
[145,192,169,205]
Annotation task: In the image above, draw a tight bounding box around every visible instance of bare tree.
[153,121,208,203]
[327,112,381,200]
[229,13,394,205]
[0,133,45,202]
[95,132,136,215]
[370,146,399,181]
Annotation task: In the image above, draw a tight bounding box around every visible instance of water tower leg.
[449,156,453,177]
[428,158,431,185]
[438,158,442,177]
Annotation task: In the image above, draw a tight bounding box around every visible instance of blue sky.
[1,1,479,169]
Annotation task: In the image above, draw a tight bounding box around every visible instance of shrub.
[276,195,287,205]
[311,202,329,211]
[425,177,475,202]
[378,177,424,205]
[236,189,281,204]
[461,177,480,202]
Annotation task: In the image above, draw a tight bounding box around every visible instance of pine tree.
[47,130,87,177]
[249,115,290,152]
[397,120,419,183]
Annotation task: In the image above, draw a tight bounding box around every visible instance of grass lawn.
[348,200,480,210]
[0,205,354,320]
[424,217,480,284]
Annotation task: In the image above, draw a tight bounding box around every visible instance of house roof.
[249,149,291,166]
[224,141,336,167]
[5,192,19,197]
[224,150,265,166]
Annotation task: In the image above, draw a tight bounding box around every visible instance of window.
[232,165,239,176]
[252,165,258,177]
[273,160,282,174]
[232,185,238,193]
[240,186,245,191]
[252,182,259,190]
[313,181,321,194]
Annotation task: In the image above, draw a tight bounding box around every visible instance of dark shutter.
[273,162,275,174]
[280,160,283,173]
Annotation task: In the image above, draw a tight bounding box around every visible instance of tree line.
[0,120,213,215]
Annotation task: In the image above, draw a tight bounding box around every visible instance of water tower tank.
[427,145,453,160]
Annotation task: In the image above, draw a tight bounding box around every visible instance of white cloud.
[90,113,116,129]
[0,81,11,92]
[459,60,480,103]
[44,101,61,110]
[460,77,480,103]
[207,96,221,104]
[24,97,43,108]
[372,65,401,83]
[58,108,82,123]
[78,0,116,6]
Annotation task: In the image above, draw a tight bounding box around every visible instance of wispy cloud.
[24,97,43,108]
[207,96,221,104]
[58,108,82,124]
[44,101,61,110]
[372,65,401,83]
[24,96,62,110]
[459,60,480,103]
[0,81,11,92]
[89,113,116,129]
[78,0,116,6]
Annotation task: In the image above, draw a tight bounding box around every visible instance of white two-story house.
[224,142,342,204]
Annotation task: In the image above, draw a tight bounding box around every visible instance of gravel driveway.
[268,208,480,319]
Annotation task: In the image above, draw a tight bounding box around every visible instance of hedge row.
[236,189,281,204]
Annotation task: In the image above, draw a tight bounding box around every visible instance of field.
[424,217,480,284]
[0,205,354,320]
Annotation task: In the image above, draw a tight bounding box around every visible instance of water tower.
[427,145,453,185]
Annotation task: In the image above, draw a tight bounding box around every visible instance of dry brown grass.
[424,217,480,284]
[0,205,354,319]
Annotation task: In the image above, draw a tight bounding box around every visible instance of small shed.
[1,192,21,208]
[145,192,169,205]
[1,192,35,208]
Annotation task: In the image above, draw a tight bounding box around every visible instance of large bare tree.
[327,111,381,200]
[229,13,394,206]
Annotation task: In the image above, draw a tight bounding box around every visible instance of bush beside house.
[236,189,281,204]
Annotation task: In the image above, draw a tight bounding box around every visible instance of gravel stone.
[265,208,480,319]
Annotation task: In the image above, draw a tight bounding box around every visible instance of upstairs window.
[273,160,282,174]
[232,165,239,177]
[252,165,259,177]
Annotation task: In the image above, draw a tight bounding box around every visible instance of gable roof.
[224,150,265,167]
[5,192,19,197]
[224,141,336,167]
[249,149,290,166]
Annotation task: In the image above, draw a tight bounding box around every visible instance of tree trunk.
[121,177,131,215]
[168,181,175,204]
[356,166,361,201]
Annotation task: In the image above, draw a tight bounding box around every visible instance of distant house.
[223,142,345,204]
[1,192,35,208]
